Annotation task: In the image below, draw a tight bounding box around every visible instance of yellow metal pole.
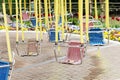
[85,0,89,41]
[16,0,19,43]
[29,0,31,15]
[64,0,68,30]
[58,0,61,17]
[78,0,84,43]
[44,0,49,30]
[54,0,58,43]
[39,0,43,41]
[2,1,12,62]
[24,0,26,11]
[8,0,12,16]
[61,0,65,40]
[48,0,52,24]
[94,0,98,19]
[35,0,39,41]
[105,0,110,44]
[105,0,109,29]
[69,0,72,14]
[19,0,24,41]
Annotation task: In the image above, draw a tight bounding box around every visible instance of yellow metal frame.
[8,0,12,16]
[105,0,109,29]
[61,0,65,40]
[16,0,19,42]
[48,0,52,24]
[85,0,89,41]
[94,0,98,19]
[44,0,49,30]
[29,0,31,15]
[35,0,39,41]
[24,0,26,11]
[19,0,25,41]
[39,0,43,41]
[69,0,72,14]
[64,0,68,30]
[54,0,59,43]
[2,1,12,62]
[78,0,84,43]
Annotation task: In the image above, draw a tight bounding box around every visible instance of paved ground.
[0,31,120,80]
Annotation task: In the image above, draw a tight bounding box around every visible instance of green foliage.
[68,17,79,25]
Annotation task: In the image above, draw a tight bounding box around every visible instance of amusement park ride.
[0,0,110,80]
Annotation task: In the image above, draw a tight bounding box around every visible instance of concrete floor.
[0,31,120,80]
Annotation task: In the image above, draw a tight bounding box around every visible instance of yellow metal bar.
[54,0,59,42]
[16,0,19,42]
[35,0,39,41]
[48,0,52,24]
[85,0,89,41]
[61,0,65,40]
[2,1,12,62]
[94,0,98,19]
[39,0,43,41]
[58,0,61,16]
[69,0,72,13]
[64,0,67,30]
[19,0,24,41]
[78,0,84,43]
[8,0,12,16]
[24,0,26,11]
[29,0,31,15]
[105,0,109,29]
[44,0,49,30]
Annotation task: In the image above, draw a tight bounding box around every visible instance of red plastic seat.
[61,42,85,64]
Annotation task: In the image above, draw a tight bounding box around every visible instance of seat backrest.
[7,16,12,24]
[0,60,10,80]
[22,12,30,21]
[27,39,37,53]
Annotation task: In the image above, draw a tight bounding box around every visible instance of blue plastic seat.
[0,60,10,80]
[89,28,104,46]
[48,28,60,42]
[30,18,36,27]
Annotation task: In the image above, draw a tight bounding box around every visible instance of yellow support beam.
[69,0,72,14]
[24,0,26,11]
[54,0,59,43]
[29,0,31,15]
[94,0,98,19]
[16,0,19,42]
[35,0,39,41]
[85,0,89,41]
[8,0,12,16]
[48,0,52,24]
[19,0,24,41]
[64,0,68,30]
[58,0,61,16]
[78,0,84,43]
[39,0,43,41]
[61,0,65,40]
[44,0,49,30]
[105,0,109,29]
[2,1,12,63]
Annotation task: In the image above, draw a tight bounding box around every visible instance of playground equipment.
[15,0,41,57]
[0,61,10,80]
[89,28,105,45]
[0,51,15,80]
[0,1,15,80]
[48,28,60,42]
[88,27,105,57]
[52,0,87,64]
[58,41,86,64]
[0,0,110,63]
